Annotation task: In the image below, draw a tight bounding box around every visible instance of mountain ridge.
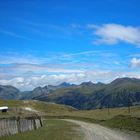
[0,77,140,109]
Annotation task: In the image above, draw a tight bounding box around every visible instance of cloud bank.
[0,68,140,91]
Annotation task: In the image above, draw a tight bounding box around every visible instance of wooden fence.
[0,116,43,137]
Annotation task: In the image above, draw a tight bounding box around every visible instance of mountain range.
[0,78,140,109]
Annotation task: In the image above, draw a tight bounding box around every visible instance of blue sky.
[0,0,140,90]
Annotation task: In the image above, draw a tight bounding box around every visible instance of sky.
[0,0,140,90]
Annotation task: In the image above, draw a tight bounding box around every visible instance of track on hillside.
[64,119,139,140]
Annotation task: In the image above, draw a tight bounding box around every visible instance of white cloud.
[1,69,140,91]
[0,73,86,90]
[130,58,140,68]
[62,50,99,57]
[88,23,140,46]
[1,50,140,90]
[0,55,51,64]
[0,63,84,75]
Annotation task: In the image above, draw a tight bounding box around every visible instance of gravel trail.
[64,119,139,140]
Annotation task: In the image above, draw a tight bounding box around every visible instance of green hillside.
[0,99,140,139]
[0,100,76,117]
[34,78,140,109]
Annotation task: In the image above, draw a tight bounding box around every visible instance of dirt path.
[64,119,139,140]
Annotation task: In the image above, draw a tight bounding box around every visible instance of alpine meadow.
[0,0,140,140]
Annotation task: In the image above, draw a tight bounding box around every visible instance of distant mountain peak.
[111,77,140,85]
[59,82,72,87]
[0,85,20,100]
[96,82,105,85]
[80,81,93,86]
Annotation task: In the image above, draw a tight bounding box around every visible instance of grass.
[0,99,139,120]
[0,99,140,136]
[0,100,76,117]
[62,106,140,120]
[43,105,140,135]
[101,115,140,134]
[44,115,140,135]
[0,119,83,140]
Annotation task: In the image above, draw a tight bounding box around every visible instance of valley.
[0,78,140,139]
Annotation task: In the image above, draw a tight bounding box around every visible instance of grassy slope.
[101,115,140,134]
[1,119,83,140]
[0,99,140,136]
[1,99,139,119]
[44,106,140,134]
[0,100,76,117]
[42,105,140,122]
